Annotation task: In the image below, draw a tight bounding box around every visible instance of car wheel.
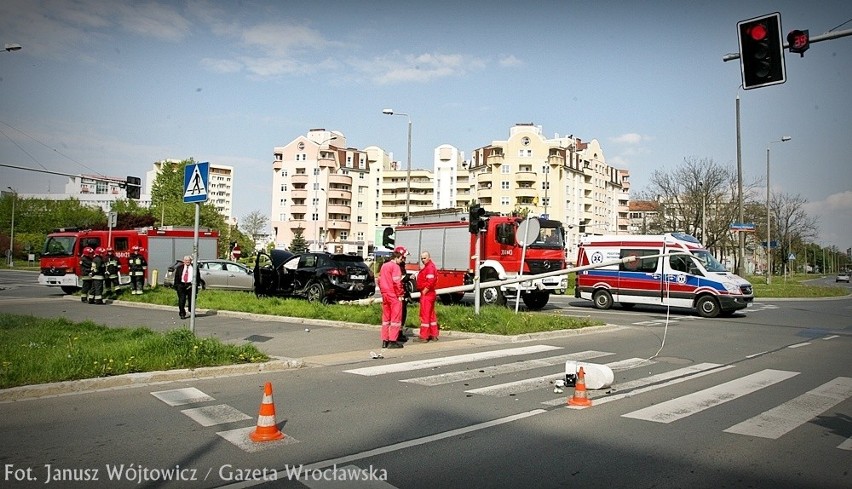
[696,295,721,318]
[306,282,328,303]
[592,289,613,310]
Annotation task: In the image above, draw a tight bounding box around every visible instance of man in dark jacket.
[173,255,200,319]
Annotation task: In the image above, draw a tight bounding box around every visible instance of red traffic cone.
[568,366,593,408]
[250,382,285,442]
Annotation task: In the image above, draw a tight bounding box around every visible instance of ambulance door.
[618,248,661,307]
[663,254,697,309]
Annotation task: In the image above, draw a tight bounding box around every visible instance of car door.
[200,261,227,289]
[224,262,253,291]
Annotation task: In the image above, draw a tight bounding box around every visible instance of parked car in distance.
[836,271,850,283]
[254,250,375,303]
[164,259,254,291]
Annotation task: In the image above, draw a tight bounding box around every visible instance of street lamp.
[7,187,16,267]
[313,135,337,251]
[698,181,706,243]
[766,136,791,285]
[382,108,412,221]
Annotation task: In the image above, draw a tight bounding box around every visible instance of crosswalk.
[344,343,852,449]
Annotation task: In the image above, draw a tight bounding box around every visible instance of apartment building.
[469,123,629,257]
[21,174,152,213]
[146,159,235,225]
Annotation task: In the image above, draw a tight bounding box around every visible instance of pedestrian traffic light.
[737,13,786,90]
[468,204,486,234]
[787,29,809,57]
[125,176,141,200]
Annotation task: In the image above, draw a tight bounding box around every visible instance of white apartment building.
[146,159,235,225]
[272,125,629,257]
[20,174,152,213]
[469,123,629,257]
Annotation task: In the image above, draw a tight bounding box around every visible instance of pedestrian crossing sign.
[183,162,209,203]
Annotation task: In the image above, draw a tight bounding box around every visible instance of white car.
[836,272,850,283]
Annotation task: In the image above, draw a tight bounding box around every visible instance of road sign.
[516,218,541,247]
[184,162,209,203]
[730,222,756,232]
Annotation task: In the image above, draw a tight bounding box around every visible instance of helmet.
[83,247,94,257]
[95,247,106,256]
[131,245,140,252]
[106,247,114,253]
[137,247,145,253]
[394,246,409,257]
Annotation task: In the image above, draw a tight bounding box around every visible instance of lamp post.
[382,109,412,221]
[766,136,791,285]
[312,135,337,252]
[7,187,16,267]
[698,181,706,243]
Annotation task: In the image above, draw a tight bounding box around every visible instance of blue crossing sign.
[183,162,209,203]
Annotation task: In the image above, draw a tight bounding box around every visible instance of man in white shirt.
[174,255,196,319]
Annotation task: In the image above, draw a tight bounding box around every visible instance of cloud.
[804,191,852,248]
[499,54,523,67]
[200,58,243,74]
[352,51,487,84]
[611,133,645,144]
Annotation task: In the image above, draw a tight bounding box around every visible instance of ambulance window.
[669,255,689,273]
[620,249,657,273]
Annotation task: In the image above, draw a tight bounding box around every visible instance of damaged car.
[254,249,375,303]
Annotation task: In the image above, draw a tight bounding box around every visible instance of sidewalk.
[0,294,617,401]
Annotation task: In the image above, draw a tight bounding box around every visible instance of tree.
[289,226,309,254]
[241,210,269,241]
[771,192,818,274]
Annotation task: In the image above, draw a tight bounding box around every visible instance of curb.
[0,356,304,403]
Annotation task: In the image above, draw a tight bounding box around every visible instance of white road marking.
[181,404,252,427]
[344,345,562,376]
[151,387,213,406]
[622,369,799,424]
[401,351,613,386]
[724,377,852,439]
[787,342,811,349]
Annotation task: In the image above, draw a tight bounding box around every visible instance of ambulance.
[574,233,753,318]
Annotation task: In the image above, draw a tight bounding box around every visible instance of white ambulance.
[574,233,753,318]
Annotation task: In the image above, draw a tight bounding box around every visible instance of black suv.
[254,250,375,303]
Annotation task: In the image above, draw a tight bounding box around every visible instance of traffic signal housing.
[787,29,809,57]
[468,204,486,234]
[125,176,141,200]
[737,12,786,90]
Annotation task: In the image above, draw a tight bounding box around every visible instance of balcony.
[290,205,308,215]
[329,174,352,186]
[292,189,308,200]
[515,172,537,183]
[327,204,350,215]
[325,220,351,231]
[515,186,536,198]
[291,174,309,185]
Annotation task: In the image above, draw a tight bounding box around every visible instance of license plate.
[350,274,366,280]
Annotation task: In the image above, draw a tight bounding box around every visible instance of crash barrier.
[250,381,285,442]
[564,361,614,390]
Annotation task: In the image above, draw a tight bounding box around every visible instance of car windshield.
[692,249,728,272]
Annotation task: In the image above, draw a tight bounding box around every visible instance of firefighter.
[79,247,94,303]
[416,250,439,342]
[104,247,120,298]
[128,246,148,295]
[378,250,406,349]
[90,247,107,304]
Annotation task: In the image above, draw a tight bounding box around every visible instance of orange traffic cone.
[568,366,593,408]
[250,382,285,442]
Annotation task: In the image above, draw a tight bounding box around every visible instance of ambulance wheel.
[696,296,720,318]
[592,289,613,310]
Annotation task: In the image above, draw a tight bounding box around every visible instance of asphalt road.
[1,270,850,489]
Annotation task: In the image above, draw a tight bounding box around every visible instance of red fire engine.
[386,208,567,310]
[38,226,219,294]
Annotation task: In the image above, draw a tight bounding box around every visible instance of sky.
[1,0,850,250]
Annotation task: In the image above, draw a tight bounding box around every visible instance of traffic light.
[737,12,786,90]
[468,204,486,234]
[787,29,809,57]
[125,176,141,200]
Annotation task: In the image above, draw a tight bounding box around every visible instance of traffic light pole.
[723,28,852,62]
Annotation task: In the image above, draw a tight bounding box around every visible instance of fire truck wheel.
[61,286,80,295]
[592,289,613,310]
[695,295,721,318]
[480,283,506,307]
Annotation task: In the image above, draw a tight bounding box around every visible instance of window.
[620,249,658,273]
[501,197,510,206]
[340,231,348,240]
[501,181,510,190]
[501,164,510,174]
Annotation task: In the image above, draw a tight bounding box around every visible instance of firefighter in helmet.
[104,247,120,298]
[90,247,107,304]
[79,246,95,303]
[128,246,147,295]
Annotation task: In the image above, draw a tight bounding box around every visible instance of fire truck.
[385,208,567,310]
[38,227,219,294]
